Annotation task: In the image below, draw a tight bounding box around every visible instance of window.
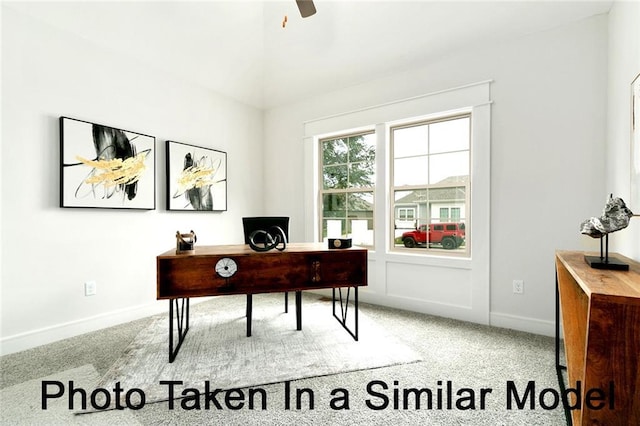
[439,207,449,222]
[451,207,461,221]
[319,132,376,247]
[399,208,415,221]
[391,114,470,255]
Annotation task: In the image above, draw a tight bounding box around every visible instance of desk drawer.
[157,249,367,299]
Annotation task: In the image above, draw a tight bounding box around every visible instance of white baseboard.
[314,289,556,337]
[357,291,482,324]
[489,311,556,337]
[0,298,212,356]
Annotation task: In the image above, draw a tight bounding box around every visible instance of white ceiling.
[5,1,613,109]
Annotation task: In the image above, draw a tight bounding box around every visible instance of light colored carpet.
[0,364,141,425]
[1,294,567,424]
[93,294,421,410]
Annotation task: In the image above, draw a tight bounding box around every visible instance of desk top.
[556,250,640,301]
[158,242,366,258]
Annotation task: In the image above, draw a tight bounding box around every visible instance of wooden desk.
[157,243,368,362]
[555,251,640,425]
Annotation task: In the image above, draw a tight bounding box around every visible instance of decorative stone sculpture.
[580,196,633,238]
[580,195,634,270]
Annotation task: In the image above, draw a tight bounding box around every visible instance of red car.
[401,223,466,249]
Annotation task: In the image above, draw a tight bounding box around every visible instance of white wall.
[607,1,640,261]
[264,14,609,335]
[0,7,264,354]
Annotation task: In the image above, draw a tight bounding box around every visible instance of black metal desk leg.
[246,294,253,337]
[333,287,359,341]
[168,297,190,363]
[295,291,302,330]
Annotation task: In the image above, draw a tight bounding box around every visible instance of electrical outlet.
[513,279,524,294]
[84,281,97,296]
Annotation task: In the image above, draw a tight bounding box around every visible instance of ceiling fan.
[296,0,316,18]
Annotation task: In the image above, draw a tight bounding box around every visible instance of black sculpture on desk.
[248,226,287,252]
[580,194,633,270]
[242,216,289,252]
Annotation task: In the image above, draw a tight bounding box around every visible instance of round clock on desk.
[215,257,237,278]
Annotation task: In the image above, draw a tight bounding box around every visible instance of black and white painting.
[60,117,155,209]
[632,72,640,214]
[166,141,227,211]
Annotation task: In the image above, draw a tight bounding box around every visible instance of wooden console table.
[555,250,640,425]
[157,243,368,362]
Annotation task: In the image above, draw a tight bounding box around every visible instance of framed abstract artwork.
[60,117,155,209]
[631,72,640,214]
[166,140,227,211]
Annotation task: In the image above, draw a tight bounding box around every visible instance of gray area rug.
[94,294,421,409]
[0,365,141,425]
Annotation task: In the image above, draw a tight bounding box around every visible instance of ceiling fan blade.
[296,0,317,18]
